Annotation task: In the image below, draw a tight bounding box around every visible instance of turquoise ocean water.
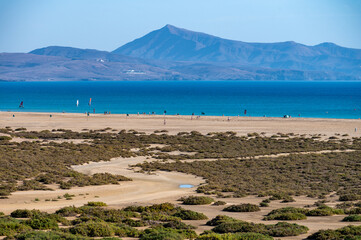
[0,81,360,119]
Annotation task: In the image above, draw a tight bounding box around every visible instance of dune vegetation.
[1,127,361,200]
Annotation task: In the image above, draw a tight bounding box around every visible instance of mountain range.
[1,24,360,81]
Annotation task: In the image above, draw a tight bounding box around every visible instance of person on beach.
[164,119,166,125]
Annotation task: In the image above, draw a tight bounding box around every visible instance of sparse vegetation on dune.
[306,225,361,240]
[2,128,360,197]
[179,196,214,205]
[211,218,309,237]
[139,151,361,198]
[0,202,206,239]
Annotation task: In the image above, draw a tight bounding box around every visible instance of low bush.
[113,223,140,237]
[173,209,208,220]
[264,212,307,221]
[259,202,269,207]
[25,216,58,230]
[86,201,107,207]
[10,209,37,218]
[142,212,181,222]
[11,230,89,240]
[196,232,274,240]
[267,222,309,237]
[181,196,214,205]
[339,194,361,201]
[140,227,197,240]
[206,215,239,226]
[139,228,183,240]
[55,206,82,216]
[345,207,361,215]
[212,221,308,237]
[306,206,344,216]
[342,215,361,222]
[223,204,260,212]
[264,207,308,220]
[307,225,361,240]
[213,201,227,206]
[70,221,114,237]
[163,220,196,230]
[0,217,31,236]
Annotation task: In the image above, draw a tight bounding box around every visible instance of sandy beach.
[1,111,360,137]
[1,111,360,239]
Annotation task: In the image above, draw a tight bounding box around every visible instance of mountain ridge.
[1,24,360,81]
[113,25,361,75]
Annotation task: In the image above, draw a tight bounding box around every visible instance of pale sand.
[0,156,204,215]
[1,111,360,137]
[1,111,361,238]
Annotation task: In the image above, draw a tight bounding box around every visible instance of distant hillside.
[1,25,360,81]
[0,48,187,81]
[113,24,361,76]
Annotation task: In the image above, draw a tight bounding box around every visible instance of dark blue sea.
[0,81,360,119]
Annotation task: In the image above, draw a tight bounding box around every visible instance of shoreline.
[1,110,361,121]
[1,111,360,138]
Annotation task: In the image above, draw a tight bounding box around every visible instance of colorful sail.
[76,100,79,107]
[88,98,92,106]
[19,101,24,108]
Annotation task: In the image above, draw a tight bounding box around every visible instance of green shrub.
[163,220,196,230]
[70,221,114,237]
[25,216,58,230]
[307,225,361,240]
[141,212,181,222]
[212,221,308,237]
[196,232,274,240]
[266,222,308,237]
[139,228,183,240]
[259,202,269,207]
[181,196,214,205]
[55,206,82,216]
[86,201,107,207]
[10,209,34,218]
[173,209,208,220]
[223,204,260,212]
[11,230,89,240]
[339,194,361,201]
[140,227,197,240]
[264,212,307,221]
[213,201,227,206]
[345,207,361,215]
[0,217,31,236]
[0,136,11,141]
[206,215,240,226]
[306,206,344,216]
[342,215,361,222]
[264,207,308,220]
[212,221,264,234]
[113,223,140,237]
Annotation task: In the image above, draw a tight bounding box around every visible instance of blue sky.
[0,0,360,52]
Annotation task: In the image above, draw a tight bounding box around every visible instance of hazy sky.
[0,0,360,53]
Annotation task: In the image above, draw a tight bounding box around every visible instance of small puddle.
[179,184,194,188]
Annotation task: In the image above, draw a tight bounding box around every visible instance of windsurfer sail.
[88,98,92,106]
[19,101,24,108]
[76,100,79,107]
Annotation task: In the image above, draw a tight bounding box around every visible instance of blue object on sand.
[179,184,194,188]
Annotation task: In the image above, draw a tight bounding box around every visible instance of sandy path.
[1,111,360,138]
[0,156,204,215]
